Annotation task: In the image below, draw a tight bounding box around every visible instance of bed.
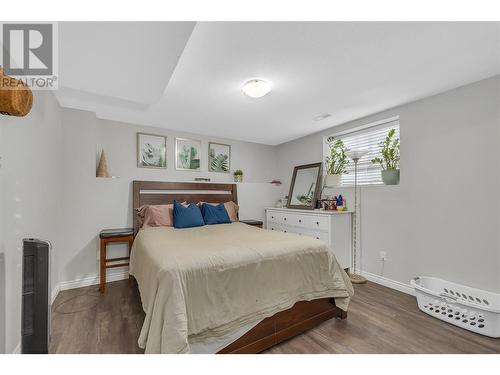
[130,181,353,354]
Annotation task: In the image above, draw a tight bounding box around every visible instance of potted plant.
[325,138,348,187]
[371,128,400,185]
[233,169,243,183]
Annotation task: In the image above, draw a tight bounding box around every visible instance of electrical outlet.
[379,251,387,261]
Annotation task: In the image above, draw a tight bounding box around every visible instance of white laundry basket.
[411,276,500,338]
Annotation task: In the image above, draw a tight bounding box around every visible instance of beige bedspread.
[130,222,353,353]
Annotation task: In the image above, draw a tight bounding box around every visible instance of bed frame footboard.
[217,298,346,354]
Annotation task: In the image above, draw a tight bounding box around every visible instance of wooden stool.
[99,228,134,293]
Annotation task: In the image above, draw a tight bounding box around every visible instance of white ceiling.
[55,22,500,145]
[56,22,195,109]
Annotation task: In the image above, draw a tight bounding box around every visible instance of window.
[324,117,400,186]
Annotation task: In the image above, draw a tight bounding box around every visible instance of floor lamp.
[346,149,368,284]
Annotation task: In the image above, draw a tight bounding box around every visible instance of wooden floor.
[49,280,500,354]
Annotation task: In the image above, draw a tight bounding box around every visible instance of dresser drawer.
[266,223,293,234]
[275,224,329,243]
[266,211,297,226]
[281,213,307,227]
[303,215,330,232]
[266,222,280,232]
[266,210,330,231]
[266,211,282,224]
[294,229,329,243]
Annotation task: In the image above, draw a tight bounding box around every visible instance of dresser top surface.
[265,207,353,215]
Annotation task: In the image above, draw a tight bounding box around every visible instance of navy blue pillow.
[173,200,205,228]
[201,203,231,225]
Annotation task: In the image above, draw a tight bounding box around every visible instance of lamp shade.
[346,149,369,161]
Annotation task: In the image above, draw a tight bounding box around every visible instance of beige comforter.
[130,222,353,353]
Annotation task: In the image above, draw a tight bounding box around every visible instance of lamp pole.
[346,150,368,284]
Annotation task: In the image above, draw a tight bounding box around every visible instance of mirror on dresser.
[287,162,322,209]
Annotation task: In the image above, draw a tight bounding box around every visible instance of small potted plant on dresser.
[371,128,400,185]
[233,169,243,183]
[325,138,348,187]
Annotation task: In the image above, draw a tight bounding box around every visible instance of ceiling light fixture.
[241,79,272,98]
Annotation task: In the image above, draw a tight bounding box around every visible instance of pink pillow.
[198,201,239,222]
[224,201,239,222]
[137,202,187,228]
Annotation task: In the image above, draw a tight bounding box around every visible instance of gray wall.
[59,109,282,284]
[0,91,63,353]
[276,76,500,292]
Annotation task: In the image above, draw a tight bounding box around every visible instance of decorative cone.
[96,150,109,177]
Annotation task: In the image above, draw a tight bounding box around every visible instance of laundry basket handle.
[439,292,458,303]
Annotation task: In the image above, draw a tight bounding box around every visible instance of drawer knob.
[299,219,302,223]
[271,228,274,230]
[316,221,319,225]
[284,217,287,221]
[271,216,274,219]
[316,237,319,239]
[284,230,287,233]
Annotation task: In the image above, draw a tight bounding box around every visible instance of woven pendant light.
[96,150,109,177]
[0,67,33,117]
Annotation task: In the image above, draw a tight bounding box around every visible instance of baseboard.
[51,284,60,305]
[59,269,129,292]
[49,270,129,303]
[361,270,415,296]
[12,341,20,354]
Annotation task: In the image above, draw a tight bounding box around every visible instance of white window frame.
[322,116,400,186]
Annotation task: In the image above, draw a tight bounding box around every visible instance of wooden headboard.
[132,181,238,233]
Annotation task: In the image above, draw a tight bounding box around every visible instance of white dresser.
[265,207,352,270]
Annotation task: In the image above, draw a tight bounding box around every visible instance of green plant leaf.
[371,128,400,171]
[210,153,229,172]
[325,138,349,175]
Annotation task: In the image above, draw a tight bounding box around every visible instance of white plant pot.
[325,174,342,187]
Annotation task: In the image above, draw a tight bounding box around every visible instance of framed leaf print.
[208,142,231,173]
[137,133,167,169]
[175,138,201,171]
